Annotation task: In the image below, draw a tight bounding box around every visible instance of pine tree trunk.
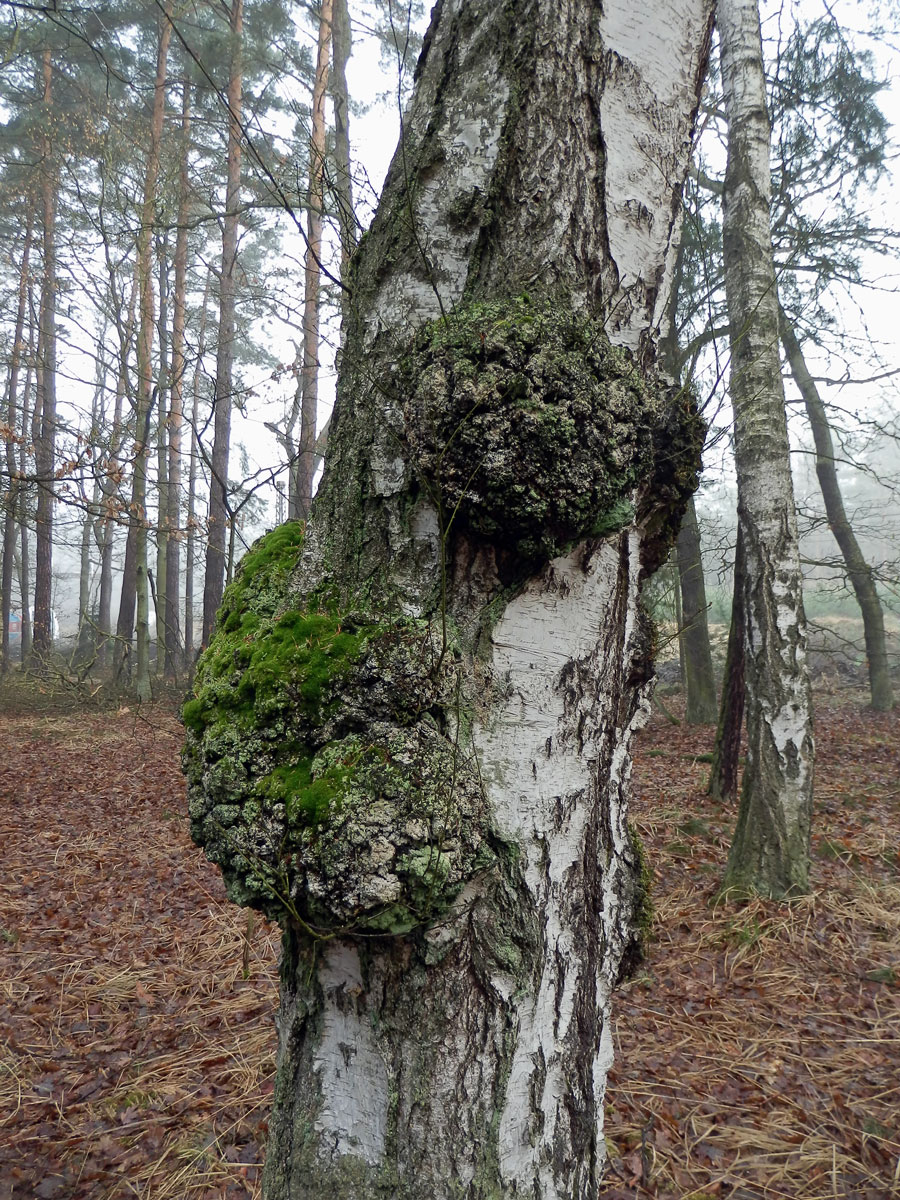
[185,2,715,1196]
[32,49,58,665]
[18,520,31,662]
[155,234,170,670]
[719,0,814,898]
[184,276,211,666]
[202,0,243,646]
[164,77,192,679]
[18,343,34,663]
[184,392,199,665]
[779,310,893,712]
[708,526,746,802]
[676,496,717,722]
[1,213,33,674]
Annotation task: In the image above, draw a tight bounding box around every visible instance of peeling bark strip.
[183,3,714,1197]
[718,0,814,898]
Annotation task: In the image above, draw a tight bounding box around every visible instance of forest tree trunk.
[331,0,355,278]
[132,8,172,701]
[17,340,34,663]
[155,233,170,667]
[719,0,814,897]
[201,0,243,646]
[676,496,718,722]
[102,274,137,670]
[1,212,33,674]
[164,77,192,679]
[32,50,58,664]
[708,526,746,803]
[292,0,333,520]
[184,3,715,1197]
[779,309,893,711]
[184,275,210,666]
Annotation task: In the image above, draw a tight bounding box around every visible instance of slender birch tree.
[183,2,715,1195]
[718,0,814,897]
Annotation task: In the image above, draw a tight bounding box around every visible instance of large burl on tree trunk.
[182,2,713,1196]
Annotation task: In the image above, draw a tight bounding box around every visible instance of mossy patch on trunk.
[398,295,661,560]
[182,524,489,932]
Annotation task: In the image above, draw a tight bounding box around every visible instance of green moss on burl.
[615,822,655,984]
[182,523,489,930]
[628,821,655,945]
[399,296,662,559]
[636,381,706,574]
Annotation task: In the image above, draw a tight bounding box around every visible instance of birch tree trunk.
[184,2,714,1196]
[201,0,243,646]
[718,0,814,898]
[779,310,893,712]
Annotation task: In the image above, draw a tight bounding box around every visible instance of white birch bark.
[718,0,814,897]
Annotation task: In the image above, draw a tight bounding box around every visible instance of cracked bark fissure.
[718,0,814,898]
[218,2,714,1197]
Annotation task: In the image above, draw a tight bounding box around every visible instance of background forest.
[0,0,421,695]
[0,0,898,706]
[1,2,899,1199]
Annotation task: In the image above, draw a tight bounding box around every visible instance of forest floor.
[0,685,897,1200]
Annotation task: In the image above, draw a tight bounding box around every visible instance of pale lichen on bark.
[183,1,715,1196]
